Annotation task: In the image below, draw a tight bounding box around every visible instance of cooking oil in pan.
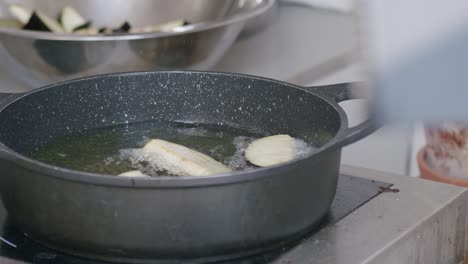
[30,120,315,176]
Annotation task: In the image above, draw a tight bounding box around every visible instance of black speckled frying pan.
[0,71,374,263]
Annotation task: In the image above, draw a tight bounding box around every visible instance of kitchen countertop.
[273,165,468,264]
[214,2,356,85]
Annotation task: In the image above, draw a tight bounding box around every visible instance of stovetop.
[0,175,391,264]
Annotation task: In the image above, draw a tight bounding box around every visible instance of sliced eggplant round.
[7,4,190,35]
[130,20,188,34]
[118,170,147,177]
[74,27,100,35]
[0,19,23,29]
[143,139,231,176]
[245,135,296,167]
[8,4,32,25]
[59,6,90,33]
[23,11,64,33]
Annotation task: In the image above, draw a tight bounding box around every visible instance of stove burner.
[0,175,391,264]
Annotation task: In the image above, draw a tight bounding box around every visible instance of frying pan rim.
[0,70,349,188]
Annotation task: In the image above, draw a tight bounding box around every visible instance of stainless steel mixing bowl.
[0,0,274,88]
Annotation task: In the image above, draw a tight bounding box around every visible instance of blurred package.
[422,122,468,180]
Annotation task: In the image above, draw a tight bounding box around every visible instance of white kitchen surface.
[360,0,468,122]
[273,165,468,264]
[215,2,357,84]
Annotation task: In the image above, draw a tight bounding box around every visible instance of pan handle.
[304,82,378,151]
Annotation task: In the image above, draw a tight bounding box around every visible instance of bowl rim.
[0,0,275,41]
[417,146,468,186]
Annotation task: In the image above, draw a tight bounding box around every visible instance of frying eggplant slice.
[59,6,90,33]
[8,4,32,25]
[245,135,295,167]
[143,139,231,176]
[118,170,147,177]
[130,19,188,34]
[23,11,64,32]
